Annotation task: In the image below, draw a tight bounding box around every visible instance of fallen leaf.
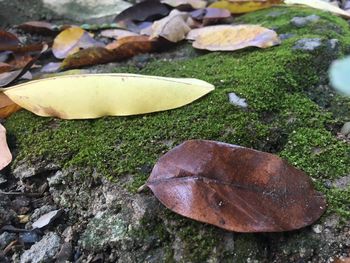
[161,0,207,9]
[209,0,282,14]
[147,140,326,232]
[329,56,350,96]
[334,258,350,263]
[100,29,138,39]
[0,62,14,73]
[187,25,281,51]
[0,93,21,118]
[41,62,62,73]
[52,27,104,59]
[0,44,48,87]
[3,73,214,119]
[17,21,58,35]
[0,124,12,170]
[190,7,232,26]
[149,10,191,42]
[61,47,115,69]
[18,215,30,224]
[32,209,63,229]
[114,1,170,23]
[284,0,350,18]
[0,31,20,52]
[62,36,169,70]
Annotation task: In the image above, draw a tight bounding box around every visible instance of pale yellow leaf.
[161,0,207,9]
[0,124,12,171]
[188,25,281,51]
[284,0,350,18]
[150,10,191,42]
[209,0,282,14]
[3,74,214,119]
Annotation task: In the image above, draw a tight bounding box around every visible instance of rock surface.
[20,232,61,263]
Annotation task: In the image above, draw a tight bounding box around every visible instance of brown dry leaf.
[148,10,191,42]
[62,36,169,70]
[0,44,48,87]
[0,62,14,73]
[17,21,58,35]
[190,7,232,26]
[161,0,207,9]
[100,29,138,39]
[209,0,282,14]
[147,140,326,232]
[187,24,280,51]
[52,27,104,59]
[114,1,170,23]
[0,124,12,171]
[0,92,21,118]
[0,31,20,52]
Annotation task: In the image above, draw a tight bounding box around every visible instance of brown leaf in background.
[60,47,115,70]
[0,93,21,118]
[190,7,232,26]
[61,36,170,70]
[114,0,170,23]
[209,0,282,14]
[148,10,191,42]
[147,140,326,232]
[0,44,48,87]
[100,29,138,39]
[0,62,14,73]
[0,31,20,52]
[52,27,104,59]
[17,21,59,35]
[0,124,12,170]
[188,24,280,51]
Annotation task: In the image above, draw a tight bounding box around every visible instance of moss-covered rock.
[4,6,350,262]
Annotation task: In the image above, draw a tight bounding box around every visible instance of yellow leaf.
[209,0,282,14]
[284,0,350,19]
[0,124,12,171]
[52,27,103,59]
[188,25,280,51]
[3,74,214,119]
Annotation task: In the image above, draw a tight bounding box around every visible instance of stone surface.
[0,232,16,250]
[340,122,350,136]
[42,0,132,21]
[291,14,320,27]
[20,232,61,263]
[293,38,322,51]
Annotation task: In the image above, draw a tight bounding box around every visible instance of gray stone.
[340,122,350,136]
[0,173,7,185]
[327,39,340,51]
[20,232,61,263]
[79,211,127,252]
[228,92,248,108]
[32,209,63,229]
[291,15,320,27]
[332,174,350,190]
[42,0,132,21]
[30,205,57,222]
[312,224,323,234]
[0,232,16,250]
[13,162,59,179]
[293,38,322,51]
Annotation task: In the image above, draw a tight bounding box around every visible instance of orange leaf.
[187,24,281,51]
